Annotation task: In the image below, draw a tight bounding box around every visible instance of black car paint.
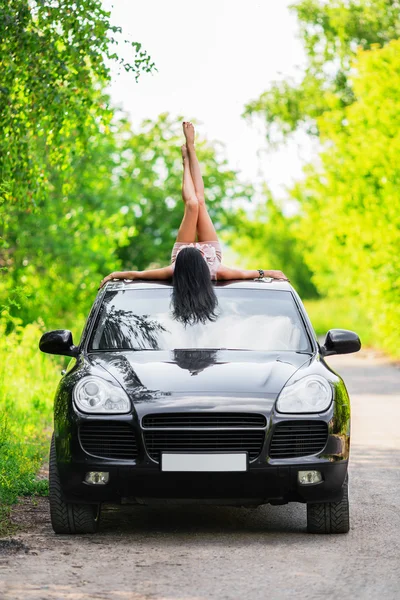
[47,280,354,507]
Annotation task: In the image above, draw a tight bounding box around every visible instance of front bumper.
[56,412,349,506]
[59,458,348,506]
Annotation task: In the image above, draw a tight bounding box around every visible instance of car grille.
[143,413,266,462]
[79,422,138,460]
[269,421,328,459]
[142,413,266,428]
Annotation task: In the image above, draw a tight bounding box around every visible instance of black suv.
[40,279,360,534]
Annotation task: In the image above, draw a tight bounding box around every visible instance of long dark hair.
[171,247,218,326]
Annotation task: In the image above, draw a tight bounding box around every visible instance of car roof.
[105,279,295,293]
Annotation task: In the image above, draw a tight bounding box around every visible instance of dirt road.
[1,351,399,600]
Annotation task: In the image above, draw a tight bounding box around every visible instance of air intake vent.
[144,430,265,462]
[79,422,138,460]
[142,413,266,428]
[269,421,328,459]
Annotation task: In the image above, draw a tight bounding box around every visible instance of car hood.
[88,349,312,415]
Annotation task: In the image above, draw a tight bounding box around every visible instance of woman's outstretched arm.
[217,265,288,281]
[99,265,173,288]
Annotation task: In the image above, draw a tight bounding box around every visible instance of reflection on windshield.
[94,293,167,350]
[91,289,311,352]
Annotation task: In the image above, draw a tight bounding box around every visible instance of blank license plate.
[161,453,247,472]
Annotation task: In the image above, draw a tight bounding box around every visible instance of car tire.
[49,434,101,534]
[306,474,350,534]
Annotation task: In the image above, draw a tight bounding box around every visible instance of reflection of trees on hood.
[93,353,170,402]
[100,307,168,350]
[173,349,220,376]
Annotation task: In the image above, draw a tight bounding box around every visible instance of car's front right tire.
[306,474,350,534]
[49,434,101,534]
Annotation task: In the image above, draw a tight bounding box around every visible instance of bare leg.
[183,122,204,201]
[183,122,219,243]
[196,200,219,243]
[176,145,199,243]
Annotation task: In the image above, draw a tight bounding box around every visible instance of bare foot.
[181,144,188,161]
[183,121,195,146]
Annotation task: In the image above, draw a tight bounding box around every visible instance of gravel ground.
[0,350,399,600]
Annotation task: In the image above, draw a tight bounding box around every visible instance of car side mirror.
[39,330,80,358]
[321,329,361,357]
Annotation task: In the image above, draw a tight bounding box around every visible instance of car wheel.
[306,474,350,534]
[49,433,101,534]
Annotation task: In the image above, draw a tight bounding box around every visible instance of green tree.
[292,40,400,354]
[0,0,154,321]
[244,0,400,142]
[236,1,400,299]
[0,0,154,211]
[226,190,318,298]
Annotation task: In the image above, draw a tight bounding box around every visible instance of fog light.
[85,471,109,485]
[298,470,322,485]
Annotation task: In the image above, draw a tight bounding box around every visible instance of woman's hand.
[99,271,137,289]
[264,270,289,281]
[99,272,118,289]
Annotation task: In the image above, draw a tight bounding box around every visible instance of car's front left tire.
[306,474,350,534]
[49,434,101,534]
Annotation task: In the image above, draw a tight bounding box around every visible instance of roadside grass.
[0,321,61,534]
[304,296,375,347]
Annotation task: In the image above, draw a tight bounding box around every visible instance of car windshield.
[90,288,311,352]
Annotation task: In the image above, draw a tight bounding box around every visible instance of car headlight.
[73,376,131,414]
[276,375,333,413]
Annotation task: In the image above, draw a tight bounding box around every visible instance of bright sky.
[103,0,313,200]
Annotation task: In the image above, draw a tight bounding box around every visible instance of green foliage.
[244,0,400,141]
[0,0,155,331]
[294,0,400,62]
[243,72,336,143]
[294,40,400,355]
[0,0,154,221]
[0,320,58,531]
[1,111,123,330]
[304,297,374,346]
[226,191,318,299]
